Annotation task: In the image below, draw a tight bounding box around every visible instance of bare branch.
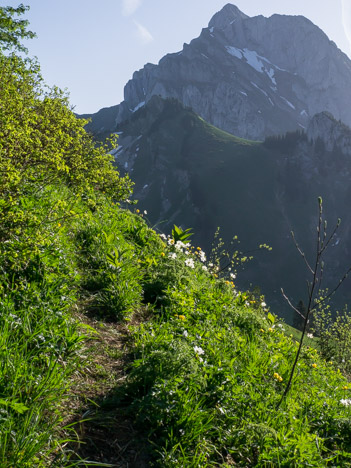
[281,288,306,319]
[291,231,314,274]
[311,264,351,312]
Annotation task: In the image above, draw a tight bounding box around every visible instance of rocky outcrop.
[307,112,351,155]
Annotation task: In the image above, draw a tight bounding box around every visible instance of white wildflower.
[175,241,186,251]
[230,273,236,279]
[183,330,188,337]
[168,252,177,260]
[199,251,206,262]
[261,302,266,308]
[194,346,205,355]
[307,333,314,339]
[340,399,351,406]
[159,233,167,240]
[202,265,208,271]
[144,210,148,215]
[208,263,214,267]
[185,258,195,268]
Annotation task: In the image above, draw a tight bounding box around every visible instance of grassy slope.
[3,178,351,466]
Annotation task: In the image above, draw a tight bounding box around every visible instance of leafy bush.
[312,302,351,374]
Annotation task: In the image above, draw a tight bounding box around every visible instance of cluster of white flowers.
[175,240,187,251]
[340,399,351,406]
[307,333,314,339]
[183,330,188,337]
[194,346,205,355]
[199,251,206,262]
[159,233,167,240]
[185,258,195,269]
[202,265,208,271]
[168,252,177,260]
[230,273,236,279]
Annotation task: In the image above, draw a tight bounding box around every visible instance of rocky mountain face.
[113,96,351,318]
[84,3,351,141]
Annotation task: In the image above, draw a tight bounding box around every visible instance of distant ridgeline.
[81,3,351,321]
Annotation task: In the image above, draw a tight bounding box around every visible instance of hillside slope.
[110,97,351,319]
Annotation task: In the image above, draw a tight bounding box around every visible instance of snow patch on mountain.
[131,101,145,113]
[280,96,296,110]
[225,46,277,85]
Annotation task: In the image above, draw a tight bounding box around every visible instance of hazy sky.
[3,0,350,114]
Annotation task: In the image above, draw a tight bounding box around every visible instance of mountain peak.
[208,3,249,29]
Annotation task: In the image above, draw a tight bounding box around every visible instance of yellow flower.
[57,223,61,227]
[260,328,265,333]
[312,363,317,368]
[250,300,256,304]
[273,372,283,382]
[343,385,349,390]
[178,315,186,320]
[161,252,165,257]
[136,209,140,213]
[197,247,201,251]
[268,328,273,332]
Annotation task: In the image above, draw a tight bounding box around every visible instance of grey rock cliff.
[114,4,351,140]
[307,112,351,155]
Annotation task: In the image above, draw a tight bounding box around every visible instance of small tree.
[292,300,306,331]
[277,197,351,408]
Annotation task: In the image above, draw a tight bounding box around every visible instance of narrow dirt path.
[64,310,152,467]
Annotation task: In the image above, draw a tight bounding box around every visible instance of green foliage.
[313,301,351,374]
[125,266,351,466]
[171,224,193,243]
[0,51,132,259]
[75,209,146,320]
[0,4,35,53]
[0,274,86,467]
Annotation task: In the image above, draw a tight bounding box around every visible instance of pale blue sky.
[2,0,350,114]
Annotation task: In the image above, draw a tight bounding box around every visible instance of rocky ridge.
[104,3,351,140]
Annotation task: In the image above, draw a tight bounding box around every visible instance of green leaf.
[267,312,275,324]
